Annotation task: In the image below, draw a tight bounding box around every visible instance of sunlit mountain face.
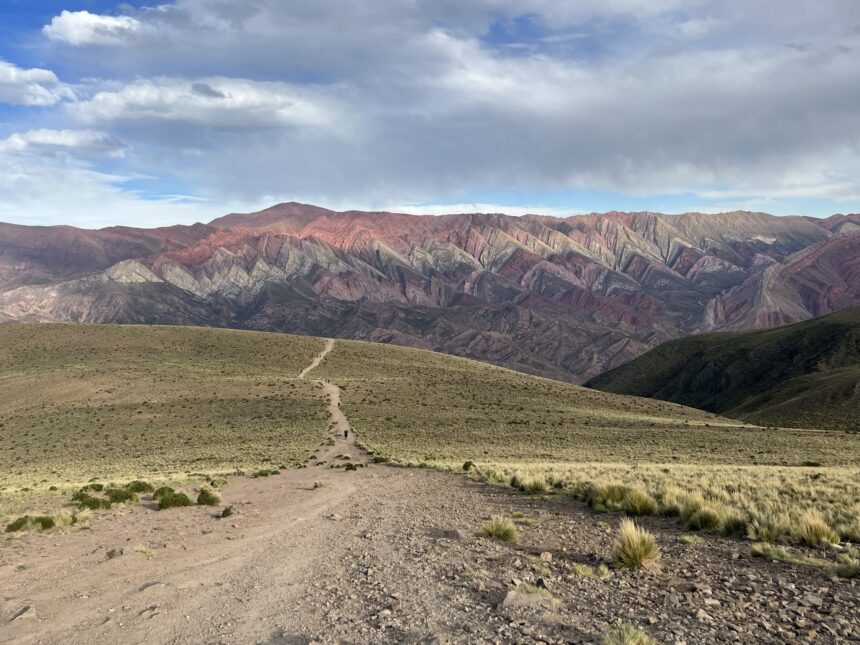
[2,203,858,381]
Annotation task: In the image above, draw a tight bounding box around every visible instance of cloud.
[0,60,74,106]
[6,0,857,225]
[42,10,142,46]
[70,77,348,132]
[0,129,127,158]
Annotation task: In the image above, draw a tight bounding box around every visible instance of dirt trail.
[1,340,858,644]
[301,338,353,451]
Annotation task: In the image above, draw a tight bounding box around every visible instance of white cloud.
[0,60,74,106]
[0,129,126,158]
[70,77,348,132]
[11,0,859,224]
[43,10,142,46]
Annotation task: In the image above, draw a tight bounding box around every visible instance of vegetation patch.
[197,488,221,506]
[157,491,192,510]
[479,515,518,543]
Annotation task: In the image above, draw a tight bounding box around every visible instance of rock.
[801,594,823,608]
[106,548,124,559]
[12,605,37,621]
[539,552,552,562]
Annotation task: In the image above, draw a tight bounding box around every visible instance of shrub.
[158,491,192,510]
[313,481,324,489]
[6,516,32,532]
[344,463,359,471]
[221,506,234,518]
[613,519,658,569]
[72,493,111,510]
[197,489,221,506]
[126,480,154,493]
[372,456,389,463]
[463,460,475,471]
[153,486,175,500]
[479,515,518,543]
[795,509,838,547]
[33,516,55,530]
[602,624,654,645]
[105,488,137,504]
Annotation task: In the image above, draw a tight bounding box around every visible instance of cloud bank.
[0,0,858,225]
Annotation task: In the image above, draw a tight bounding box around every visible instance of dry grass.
[479,515,518,543]
[601,624,655,645]
[612,519,659,569]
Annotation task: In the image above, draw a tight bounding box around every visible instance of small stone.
[106,548,124,559]
[539,552,552,562]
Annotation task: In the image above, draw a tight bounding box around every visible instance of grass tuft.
[601,624,654,645]
[612,519,658,569]
[795,509,839,548]
[479,515,518,543]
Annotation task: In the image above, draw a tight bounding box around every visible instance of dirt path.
[301,338,352,449]
[1,341,858,644]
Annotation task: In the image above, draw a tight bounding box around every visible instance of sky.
[0,1,859,227]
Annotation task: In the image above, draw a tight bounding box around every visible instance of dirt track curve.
[2,341,858,644]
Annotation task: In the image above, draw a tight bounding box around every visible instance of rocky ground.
[2,454,857,644]
[1,342,857,644]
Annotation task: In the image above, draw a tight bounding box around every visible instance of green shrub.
[463,460,475,471]
[6,516,32,532]
[126,480,154,493]
[479,515,518,543]
[197,489,220,506]
[157,491,192,510]
[221,506,234,518]
[105,488,137,504]
[153,486,175,500]
[72,492,111,510]
[5,515,55,532]
[613,519,658,569]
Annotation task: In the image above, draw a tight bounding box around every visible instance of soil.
[2,341,858,644]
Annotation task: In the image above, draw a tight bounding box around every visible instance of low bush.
[197,488,221,506]
[105,488,137,504]
[153,486,175,500]
[221,506,234,518]
[5,515,55,532]
[157,491,192,510]
[126,480,154,493]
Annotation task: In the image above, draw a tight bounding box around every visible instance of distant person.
[343,428,349,439]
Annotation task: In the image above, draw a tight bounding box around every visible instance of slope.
[586,306,860,430]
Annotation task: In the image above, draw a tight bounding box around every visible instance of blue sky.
[0,1,859,227]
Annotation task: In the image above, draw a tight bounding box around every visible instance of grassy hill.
[3,323,860,544]
[0,324,330,489]
[586,306,860,431]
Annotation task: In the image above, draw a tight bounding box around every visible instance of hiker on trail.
[343,428,349,439]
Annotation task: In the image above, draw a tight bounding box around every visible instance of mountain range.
[587,306,860,430]
[2,203,859,382]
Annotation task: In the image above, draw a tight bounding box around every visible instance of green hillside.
[586,306,860,431]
